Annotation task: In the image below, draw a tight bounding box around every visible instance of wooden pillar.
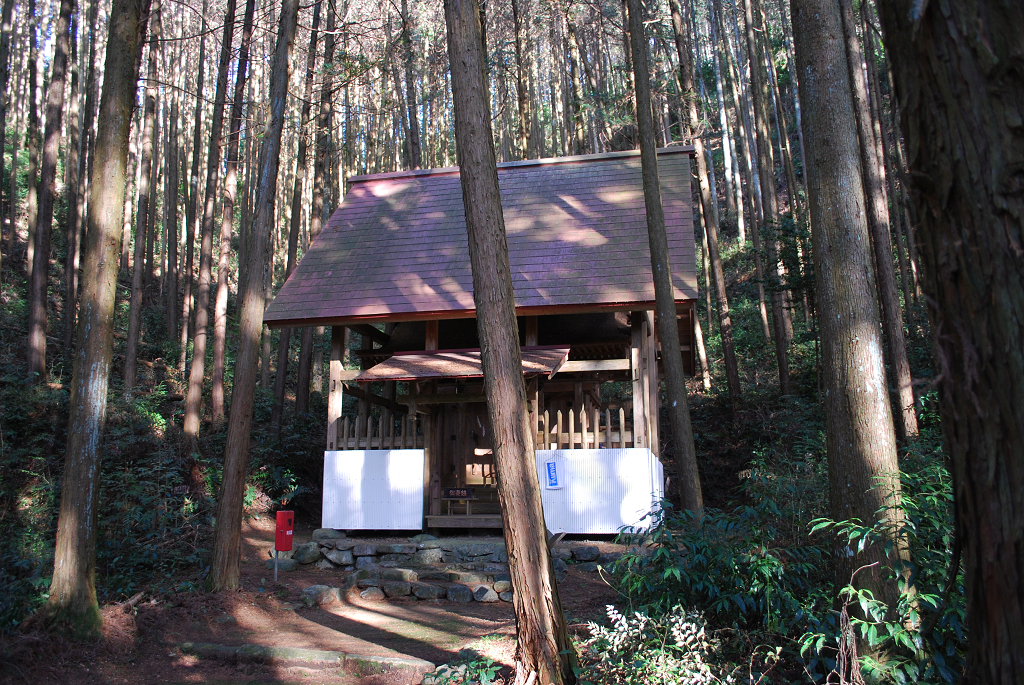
[646,310,660,456]
[356,331,371,443]
[630,311,648,449]
[382,322,396,431]
[326,325,346,450]
[527,377,539,448]
[423,408,434,523]
[425,319,439,350]
[524,315,538,346]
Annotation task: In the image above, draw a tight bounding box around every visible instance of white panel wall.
[323,450,424,530]
[535,448,664,535]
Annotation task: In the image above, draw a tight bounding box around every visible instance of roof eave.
[263,298,697,329]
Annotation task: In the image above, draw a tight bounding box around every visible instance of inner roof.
[264,147,698,328]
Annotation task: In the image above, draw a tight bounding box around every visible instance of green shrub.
[577,604,736,685]
[799,417,965,684]
[612,480,825,633]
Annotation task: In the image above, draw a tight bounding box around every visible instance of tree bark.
[183,0,238,444]
[629,0,702,510]
[27,0,76,380]
[443,0,577,682]
[207,0,298,592]
[791,0,904,627]
[211,0,256,424]
[124,0,160,396]
[44,0,151,636]
[874,0,1024,679]
[837,0,917,442]
[671,0,742,410]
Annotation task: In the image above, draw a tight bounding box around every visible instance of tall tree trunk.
[144,112,159,286]
[211,0,256,424]
[296,0,334,415]
[0,0,16,278]
[741,0,790,393]
[120,120,140,273]
[710,13,739,223]
[630,0,703,509]
[400,0,420,169]
[27,0,76,380]
[183,0,238,444]
[25,0,39,283]
[838,0,917,441]
[44,0,151,636]
[62,0,86,353]
[270,0,319,432]
[875,0,1024,678]
[862,17,914,334]
[207,0,298,592]
[164,100,179,342]
[791,0,904,640]
[671,0,742,410]
[124,0,160,395]
[443,0,576,682]
[563,7,586,155]
[510,0,531,158]
[179,0,209,373]
[759,3,800,223]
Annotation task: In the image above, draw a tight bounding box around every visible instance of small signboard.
[544,460,564,489]
[442,487,476,500]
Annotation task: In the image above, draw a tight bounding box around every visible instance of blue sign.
[545,460,563,489]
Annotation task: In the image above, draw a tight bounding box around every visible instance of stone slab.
[178,642,434,672]
[382,568,418,582]
[312,528,346,542]
[410,582,446,600]
[381,580,412,597]
[446,584,473,603]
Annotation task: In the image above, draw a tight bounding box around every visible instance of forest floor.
[1,517,620,685]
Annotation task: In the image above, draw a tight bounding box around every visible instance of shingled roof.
[263,147,698,328]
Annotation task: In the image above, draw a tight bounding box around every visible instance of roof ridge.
[346,145,696,185]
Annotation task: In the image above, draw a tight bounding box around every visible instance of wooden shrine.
[264,147,698,532]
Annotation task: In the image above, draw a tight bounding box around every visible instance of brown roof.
[264,147,697,328]
[353,346,571,382]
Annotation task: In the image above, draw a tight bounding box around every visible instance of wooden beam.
[327,326,346,450]
[556,359,630,373]
[344,384,407,414]
[346,323,390,345]
[397,393,487,405]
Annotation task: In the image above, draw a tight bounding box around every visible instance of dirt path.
[2,517,617,685]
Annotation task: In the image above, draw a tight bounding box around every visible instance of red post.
[275,510,294,551]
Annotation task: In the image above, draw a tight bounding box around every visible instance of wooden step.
[426,514,503,529]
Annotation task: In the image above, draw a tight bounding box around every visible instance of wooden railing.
[329,414,423,450]
[536,407,634,449]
